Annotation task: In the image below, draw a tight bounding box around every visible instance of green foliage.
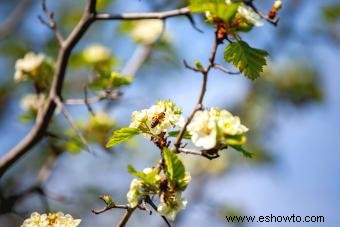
[19,111,36,123]
[127,165,160,188]
[224,41,268,80]
[163,148,189,191]
[168,130,191,140]
[323,5,340,23]
[189,0,240,22]
[89,72,133,91]
[106,127,140,148]
[194,60,204,70]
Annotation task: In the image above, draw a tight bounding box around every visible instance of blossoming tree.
[0,0,329,226]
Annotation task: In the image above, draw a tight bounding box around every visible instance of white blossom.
[129,100,183,136]
[126,179,143,208]
[157,192,187,221]
[237,6,263,27]
[83,44,111,64]
[225,0,263,26]
[14,52,46,82]
[130,20,164,45]
[187,110,218,149]
[187,108,248,149]
[21,212,81,227]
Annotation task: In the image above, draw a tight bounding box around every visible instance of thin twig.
[84,85,96,116]
[174,32,220,151]
[95,7,190,21]
[0,0,32,38]
[145,196,171,227]
[39,0,64,45]
[54,97,94,154]
[91,204,129,215]
[213,64,240,75]
[177,148,220,160]
[65,90,121,105]
[242,0,279,26]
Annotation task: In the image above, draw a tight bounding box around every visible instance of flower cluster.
[21,212,81,227]
[127,167,161,207]
[130,19,164,45]
[14,52,54,87]
[129,100,183,136]
[187,108,248,149]
[126,166,190,221]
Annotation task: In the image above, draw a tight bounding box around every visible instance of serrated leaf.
[106,127,140,148]
[189,0,240,22]
[224,41,268,80]
[230,145,252,158]
[163,148,189,191]
[168,130,191,140]
[127,165,159,187]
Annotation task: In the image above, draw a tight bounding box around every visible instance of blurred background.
[0,0,339,226]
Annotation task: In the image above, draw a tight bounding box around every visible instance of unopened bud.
[274,0,282,10]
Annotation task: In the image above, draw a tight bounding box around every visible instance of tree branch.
[117,206,137,227]
[174,32,220,151]
[0,2,194,177]
[0,0,32,38]
[38,0,64,45]
[54,97,94,153]
[95,7,190,20]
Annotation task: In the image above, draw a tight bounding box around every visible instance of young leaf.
[163,148,189,191]
[189,0,240,22]
[224,41,268,80]
[224,134,246,146]
[127,165,160,187]
[230,145,252,158]
[106,127,140,148]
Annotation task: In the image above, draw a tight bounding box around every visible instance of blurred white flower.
[126,179,143,208]
[129,100,183,136]
[187,110,218,149]
[237,5,263,26]
[83,44,111,64]
[14,52,47,82]
[187,108,248,149]
[130,19,164,45]
[20,94,46,112]
[21,212,81,227]
[157,192,187,221]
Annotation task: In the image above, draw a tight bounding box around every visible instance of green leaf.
[189,0,240,22]
[224,41,268,80]
[163,148,189,191]
[110,72,133,88]
[168,130,191,140]
[230,145,252,158]
[19,111,36,123]
[224,134,246,146]
[127,165,160,187]
[106,127,140,148]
